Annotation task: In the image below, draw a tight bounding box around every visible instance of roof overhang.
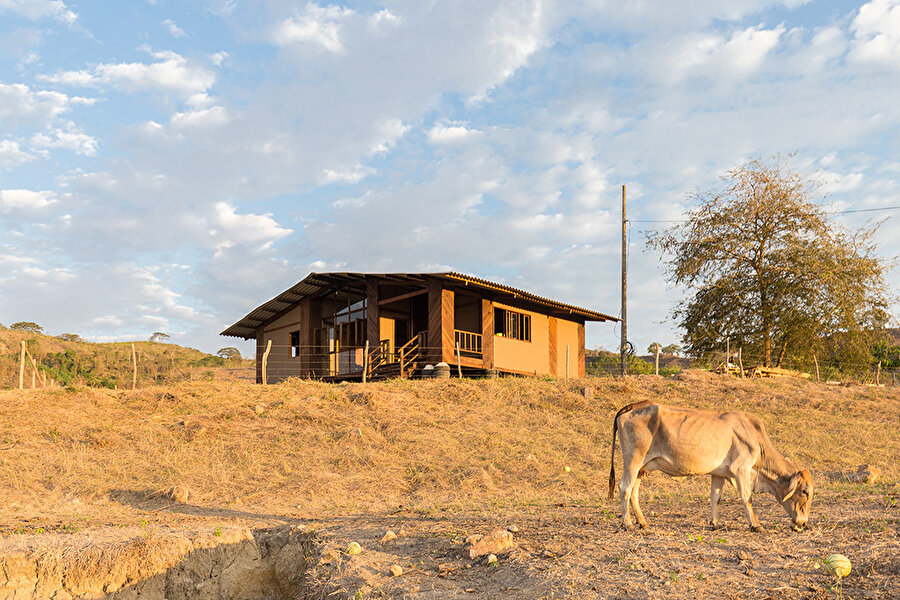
[220,272,618,339]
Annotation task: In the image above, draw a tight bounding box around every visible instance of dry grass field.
[0,372,897,598]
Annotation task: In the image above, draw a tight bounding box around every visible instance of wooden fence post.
[738,348,744,378]
[456,342,463,378]
[876,361,881,386]
[813,355,820,383]
[261,339,272,385]
[131,343,138,390]
[362,340,369,384]
[25,351,40,389]
[19,341,26,390]
[655,344,660,376]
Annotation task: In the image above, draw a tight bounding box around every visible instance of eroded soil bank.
[0,526,316,600]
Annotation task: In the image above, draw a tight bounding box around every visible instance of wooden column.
[366,277,380,353]
[548,317,558,376]
[481,298,494,369]
[255,326,265,384]
[298,297,313,377]
[428,279,455,363]
[577,322,586,378]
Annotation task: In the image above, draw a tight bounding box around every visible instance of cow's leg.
[709,476,727,528]
[629,475,649,529]
[734,467,761,531]
[618,456,644,530]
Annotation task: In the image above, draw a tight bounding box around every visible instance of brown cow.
[608,401,813,532]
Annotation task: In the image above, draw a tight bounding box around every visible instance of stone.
[254,403,266,415]
[390,564,404,577]
[168,485,190,503]
[381,530,397,543]
[854,464,880,484]
[507,525,519,533]
[467,529,514,559]
[346,542,362,555]
[487,554,498,565]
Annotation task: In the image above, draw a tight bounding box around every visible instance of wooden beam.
[378,288,428,306]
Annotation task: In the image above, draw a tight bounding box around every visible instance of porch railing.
[455,330,482,355]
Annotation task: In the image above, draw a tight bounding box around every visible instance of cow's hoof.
[637,522,649,530]
[749,525,763,533]
[707,522,723,531]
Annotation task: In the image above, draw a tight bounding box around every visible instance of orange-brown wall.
[491,301,551,375]
[555,318,581,377]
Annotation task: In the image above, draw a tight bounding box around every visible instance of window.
[290,331,300,357]
[494,308,531,342]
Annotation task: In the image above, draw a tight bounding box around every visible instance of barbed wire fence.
[3,339,898,388]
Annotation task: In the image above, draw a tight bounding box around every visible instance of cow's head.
[779,469,814,531]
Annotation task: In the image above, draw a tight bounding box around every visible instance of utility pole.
[620,184,628,377]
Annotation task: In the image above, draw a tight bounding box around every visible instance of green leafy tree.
[57,333,83,342]
[149,332,170,343]
[649,156,891,368]
[662,343,682,355]
[217,347,242,362]
[10,321,43,333]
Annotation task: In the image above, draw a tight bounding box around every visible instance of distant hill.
[0,327,249,389]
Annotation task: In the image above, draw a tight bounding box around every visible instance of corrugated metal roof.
[220,272,618,339]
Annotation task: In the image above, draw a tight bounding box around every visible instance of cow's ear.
[782,473,802,502]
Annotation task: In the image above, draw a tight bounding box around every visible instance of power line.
[626,205,900,224]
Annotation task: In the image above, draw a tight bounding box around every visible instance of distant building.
[221,272,617,382]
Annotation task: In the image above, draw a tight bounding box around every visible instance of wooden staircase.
[367,332,426,380]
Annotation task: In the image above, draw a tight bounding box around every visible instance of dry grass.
[0,371,897,529]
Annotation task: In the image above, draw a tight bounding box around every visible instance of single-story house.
[221,272,617,382]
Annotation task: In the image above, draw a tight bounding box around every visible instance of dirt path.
[301,485,898,599]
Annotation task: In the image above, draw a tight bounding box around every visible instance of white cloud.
[0,83,77,127]
[367,9,401,34]
[208,202,292,257]
[850,0,900,66]
[677,25,785,76]
[41,50,216,96]
[0,0,77,24]
[30,122,98,155]
[428,121,480,144]
[170,106,230,129]
[319,164,375,185]
[0,139,34,167]
[20,265,75,282]
[0,188,56,212]
[370,118,409,153]
[161,18,186,38]
[271,3,355,53]
[90,314,123,328]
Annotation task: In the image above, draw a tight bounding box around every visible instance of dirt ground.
[4,476,895,599]
[1,375,898,598]
[272,482,900,599]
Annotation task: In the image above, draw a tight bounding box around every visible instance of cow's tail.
[608,400,652,500]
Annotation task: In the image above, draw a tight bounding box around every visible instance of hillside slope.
[0,328,243,389]
[1,372,896,531]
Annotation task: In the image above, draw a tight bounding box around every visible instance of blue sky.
[1,0,899,358]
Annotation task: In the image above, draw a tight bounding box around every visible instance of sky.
[1,0,899,359]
